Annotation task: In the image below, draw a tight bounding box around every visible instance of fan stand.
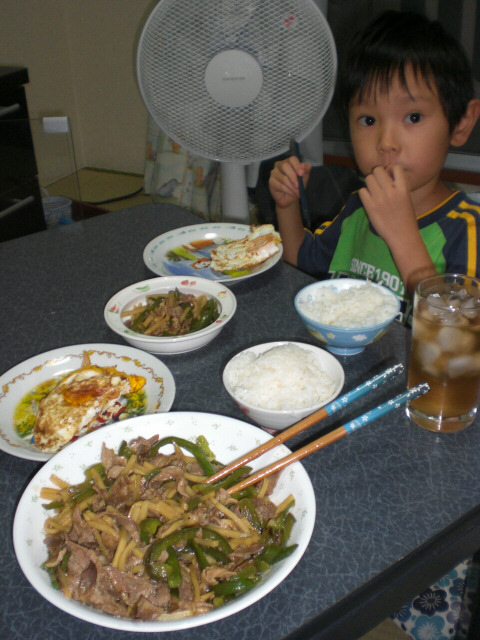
[220,163,250,224]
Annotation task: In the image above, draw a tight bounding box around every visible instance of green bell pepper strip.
[201,545,230,565]
[118,440,134,459]
[189,298,219,332]
[193,465,252,494]
[256,543,298,566]
[213,576,256,597]
[139,517,161,544]
[143,468,161,485]
[165,546,182,588]
[238,498,262,532]
[201,527,232,554]
[145,436,217,477]
[186,496,202,511]
[130,295,165,332]
[190,540,210,570]
[145,528,198,581]
[144,526,232,581]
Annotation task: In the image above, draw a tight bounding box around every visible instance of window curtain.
[143,116,222,221]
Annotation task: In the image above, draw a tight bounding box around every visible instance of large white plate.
[143,223,283,282]
[0,344,175,461]
[13,412,315,632]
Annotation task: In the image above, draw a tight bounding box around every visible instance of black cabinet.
[0,66,46,241]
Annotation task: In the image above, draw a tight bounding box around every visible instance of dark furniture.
[0,65,45,241]
[1,204,480,640]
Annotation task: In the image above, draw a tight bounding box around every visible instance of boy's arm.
[359,165,437,298]
[269,157,311,266]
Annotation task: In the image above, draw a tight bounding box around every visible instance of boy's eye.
[358,115,376,127]
[405,112,422,124]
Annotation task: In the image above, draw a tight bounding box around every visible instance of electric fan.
[136,0,337,223]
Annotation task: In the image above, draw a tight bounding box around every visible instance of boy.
[269,10,480,323]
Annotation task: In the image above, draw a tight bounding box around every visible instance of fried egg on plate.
[33,366,145,453]
[210,224,281,273]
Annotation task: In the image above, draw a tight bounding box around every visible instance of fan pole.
[220,163,250,224]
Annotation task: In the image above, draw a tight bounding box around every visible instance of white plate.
[0,344,175,461]
[143,223,283,282]
[13,412,315,632]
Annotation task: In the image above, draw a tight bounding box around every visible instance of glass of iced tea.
[407,273,480,432]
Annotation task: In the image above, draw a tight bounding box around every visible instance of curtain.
[143,117,222,221]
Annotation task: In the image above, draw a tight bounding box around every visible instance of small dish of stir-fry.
[40,434,298,621]
[122,289,220,337]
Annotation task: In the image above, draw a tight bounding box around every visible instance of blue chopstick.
[323,363,404,415]
[227,382,430,493]
[207,364,404,484]
[342,382,429,434]
[289,138,311,228]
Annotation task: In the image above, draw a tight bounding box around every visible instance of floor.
[46,168,152,212]
[46,166,410,639]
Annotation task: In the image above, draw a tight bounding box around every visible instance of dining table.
[1,202,480,640]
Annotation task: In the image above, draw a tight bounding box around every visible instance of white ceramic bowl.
[295,279,400,356]
[13,412,315,632]
[223,341,345,430]
[104,276,236,354]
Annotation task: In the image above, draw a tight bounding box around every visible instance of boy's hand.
[359,164,437,297]
[358,164,418,241]
[269,156,312,209]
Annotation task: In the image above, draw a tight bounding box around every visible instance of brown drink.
[407,274,480,432]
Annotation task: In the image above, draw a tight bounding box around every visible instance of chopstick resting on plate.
[206,364,404,485]
[226,382,429,495]
[289,138,311,229]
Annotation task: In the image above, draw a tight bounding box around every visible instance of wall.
[0,0,156,174]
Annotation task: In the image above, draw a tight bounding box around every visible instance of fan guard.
[137,0,337,220]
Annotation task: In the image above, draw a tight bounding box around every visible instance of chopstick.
[206,364,404,485]
[225,382,429,495]
[289,138,311,228]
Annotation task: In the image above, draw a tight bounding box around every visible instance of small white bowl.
[104,276,236,354]
[223,341,345,430]
[295,279,400,356]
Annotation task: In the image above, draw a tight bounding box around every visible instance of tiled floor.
[46,166,410,640]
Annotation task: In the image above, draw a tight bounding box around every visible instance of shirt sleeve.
[297,193,358,278]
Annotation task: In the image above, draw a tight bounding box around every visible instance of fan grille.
[137,0,337,163]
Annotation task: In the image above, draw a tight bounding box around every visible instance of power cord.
[85,187,144,206]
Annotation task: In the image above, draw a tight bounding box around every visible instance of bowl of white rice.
[294,279,400,356]
[223,341,344,430]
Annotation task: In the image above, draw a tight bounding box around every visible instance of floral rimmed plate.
[143,223,283,282]
[0,343,175,461]
[13,412,315,631]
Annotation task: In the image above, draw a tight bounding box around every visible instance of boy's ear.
[450,98,480,147]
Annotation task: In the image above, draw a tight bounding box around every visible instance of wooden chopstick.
[206,364,404,485]
[225,382,429,495]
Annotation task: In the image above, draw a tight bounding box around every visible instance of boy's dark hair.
[339,10,474,132]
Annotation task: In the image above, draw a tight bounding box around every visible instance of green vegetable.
[194,465,252,494]
[144,526,232,583]
[139,517,161,544]
[213,576,256,597]
[189,297,219,332]
[146,436,217,477]
[238,498,262,532]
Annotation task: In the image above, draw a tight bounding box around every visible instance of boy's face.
[348,66,452,199]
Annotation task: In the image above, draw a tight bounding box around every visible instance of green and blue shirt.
[297,190,480,324]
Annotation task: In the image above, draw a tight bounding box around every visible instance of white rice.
[300,282,398,328]
[225,343,336,411]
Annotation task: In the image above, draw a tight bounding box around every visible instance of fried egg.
[210,224,281,273]
[33,366,145,453]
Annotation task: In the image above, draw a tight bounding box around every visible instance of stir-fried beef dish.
[41,434,297,621]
